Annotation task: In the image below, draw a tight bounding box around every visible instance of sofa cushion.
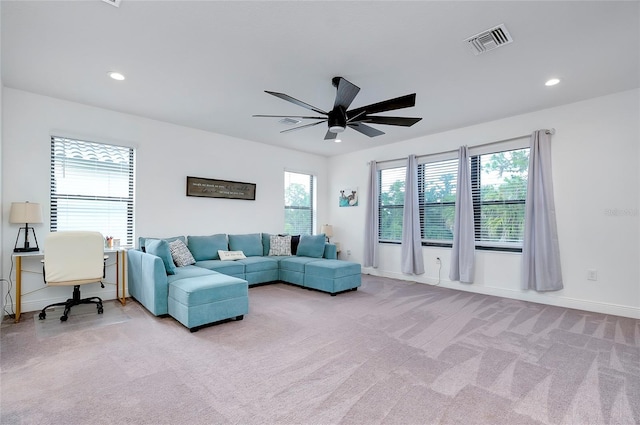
[169,274,248,307]
[269,235,292,256]
[228,233,263,257]
[305,260,361,279]
[296,234,326,258]
[262,233,271,256]
[139,236,185,252]
[188,234,228,261]
[195,259,245,276]
[279,256,323,273]
[167,265,215,284]
[323,243,338,260]
[236,256,279,273]
[169,239,196,267]
[146,239,176,275]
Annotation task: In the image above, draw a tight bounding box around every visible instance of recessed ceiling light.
[545,78,560,86]
[108,72,125,81]
[334,139,342,143]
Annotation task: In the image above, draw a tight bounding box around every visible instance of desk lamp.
[10,201,43,252]
[321,224,333,243]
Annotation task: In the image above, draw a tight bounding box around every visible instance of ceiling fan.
[253,77,422,140]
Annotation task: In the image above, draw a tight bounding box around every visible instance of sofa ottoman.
[304,260,361,295]
[168,273,248,332]
[279,256,323,286]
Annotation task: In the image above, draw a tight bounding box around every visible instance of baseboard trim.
[363,268,640,319]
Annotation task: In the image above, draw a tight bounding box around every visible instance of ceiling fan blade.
[253,114,326,120]
[347,110,367,122]
[280,120,327,134]
[348,123,385,138]
[356,116,423,127]
[265,91,327,115]
[333,77,360,110]
[324,130,338,140]
[347,93,417,117]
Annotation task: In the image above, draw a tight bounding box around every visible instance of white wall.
[1,88,328,313]
[0,4,4,317]
[328,89,640,318]
[4,87,638,319]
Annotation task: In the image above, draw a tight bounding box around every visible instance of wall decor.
[339,187,358,207]
[186,176,256,200]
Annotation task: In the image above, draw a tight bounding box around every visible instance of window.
[50,136,135,246]
[472,148,529,248]
[284,171,315,235]
[379,167,405,241]
[419,158,458,244]
[377,146,529,250]
[378,158,457,244]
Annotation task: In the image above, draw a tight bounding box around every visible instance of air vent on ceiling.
[102,0,122,8]
[465,24,513,55]
[279,117,302,126]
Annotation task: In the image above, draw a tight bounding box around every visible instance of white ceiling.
[2,1,639,157]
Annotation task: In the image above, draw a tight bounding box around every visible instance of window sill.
[379,240,522,253]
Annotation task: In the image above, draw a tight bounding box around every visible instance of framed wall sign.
[186,176,256,201]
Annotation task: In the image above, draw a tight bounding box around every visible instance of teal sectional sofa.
[127,233,361,331]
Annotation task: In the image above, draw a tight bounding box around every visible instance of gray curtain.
[522,130,563,291]
[363,160,379,268]
[450,145,475,283]
[401,155,425,274]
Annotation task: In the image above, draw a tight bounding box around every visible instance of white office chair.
[38,231,106,322]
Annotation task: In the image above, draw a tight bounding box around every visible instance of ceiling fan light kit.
[254,76,422,141]
[328,107,346,133]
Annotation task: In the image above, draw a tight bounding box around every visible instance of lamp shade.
[9,202,43,224]
[321,224,333,238]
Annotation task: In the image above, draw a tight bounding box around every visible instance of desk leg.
[15,256,22,323]
[117,250,126,306]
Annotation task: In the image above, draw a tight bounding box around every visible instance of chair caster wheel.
[39,312,46,320]
[98,307,104,314]
[60,315,68,322]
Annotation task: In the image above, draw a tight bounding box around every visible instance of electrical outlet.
[347,250,351,256]
[435,257,441,265]
[587,269,598,281]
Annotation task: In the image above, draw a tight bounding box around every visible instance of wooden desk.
[13,249,126,323]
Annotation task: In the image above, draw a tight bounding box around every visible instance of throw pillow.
[296,234,326,258]
[169,239,196,267]
[291,235,300,255]
[145,239,176,275]
[269,235,292,256]
[218,250,247,261]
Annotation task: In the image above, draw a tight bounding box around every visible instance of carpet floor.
[1,275,639,425]
[33,301,131,340]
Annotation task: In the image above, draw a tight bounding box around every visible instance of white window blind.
[284,171,314,235]
[471,147,529,248]
[376,144,529,251]
[419,158,458,243]
[50,136,135,246]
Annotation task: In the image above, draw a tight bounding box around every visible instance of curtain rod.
[369,128,555,165]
